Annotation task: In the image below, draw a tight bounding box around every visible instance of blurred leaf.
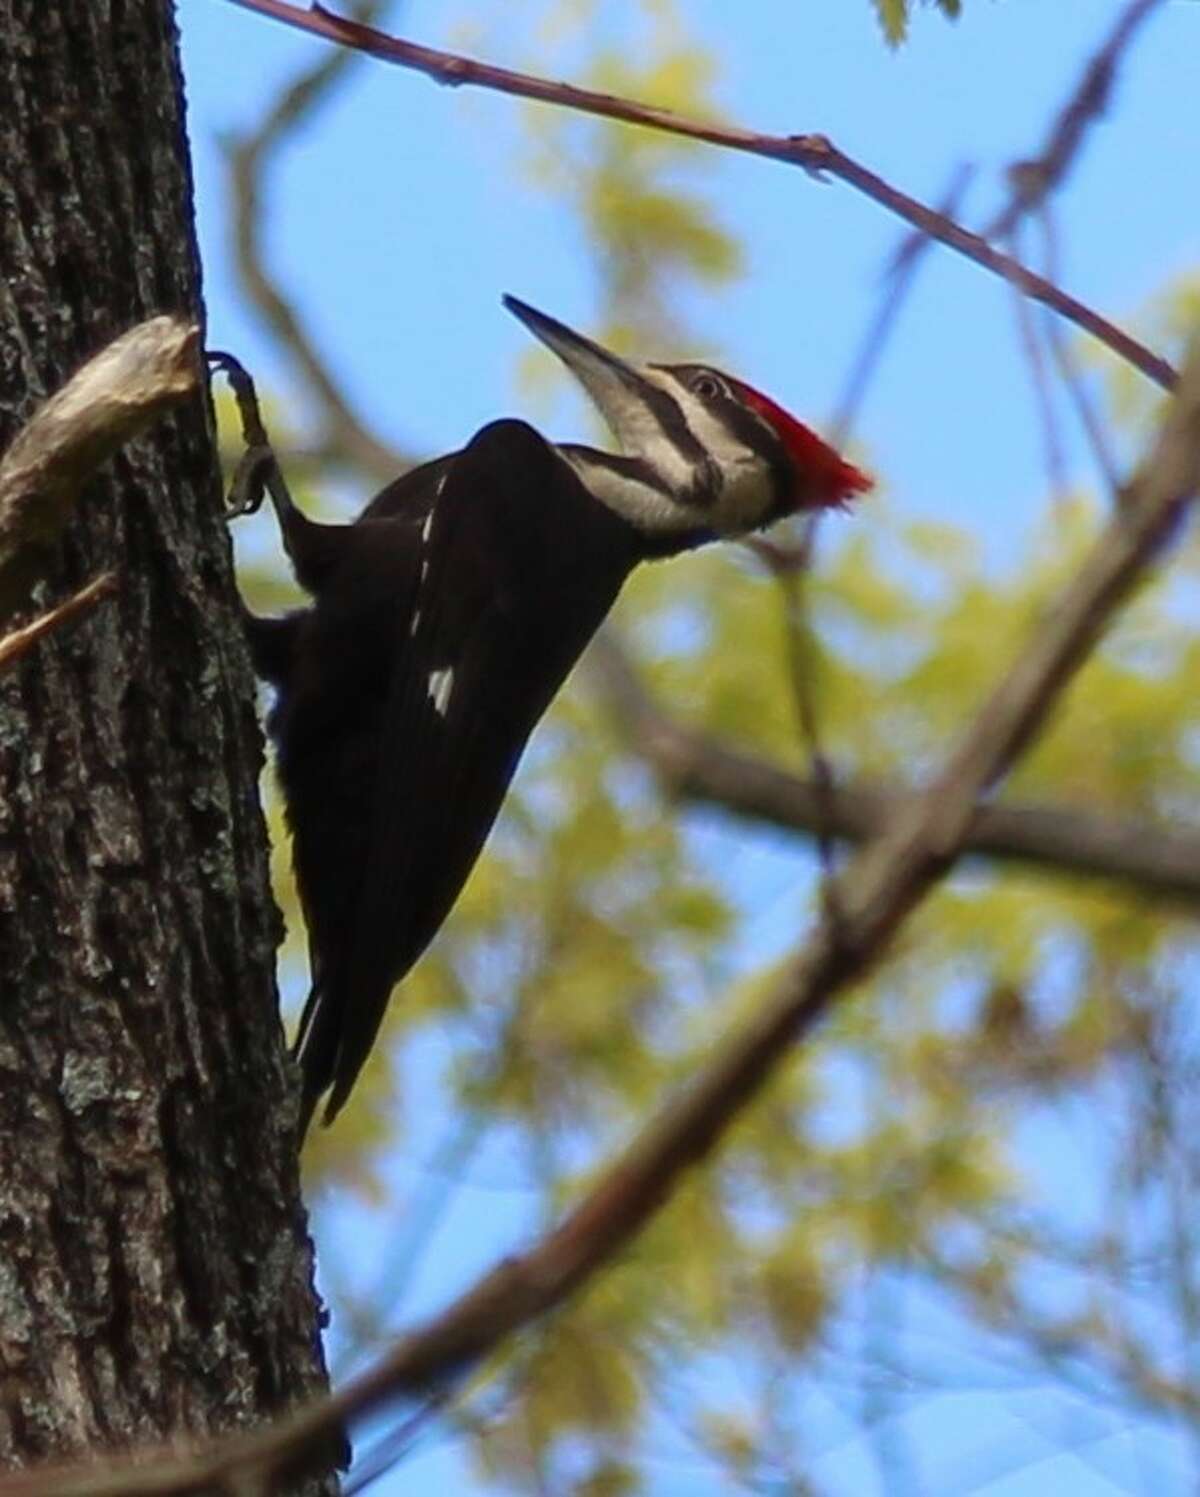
[758,1232,828,1352]
[574,1461,639,1497]
[874,0,963,45]
[874,0,909,45]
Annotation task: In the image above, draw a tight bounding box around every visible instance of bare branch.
[0,572,118,674]
[832,0,1162,439]
[0,316,198,618]
[1036,207,1123,499]
[1004,235,1069,504]
[585,629,1200,906]
[796,164,972,926]
[985,0,1164,241]
[222,0,1176,393]
[832,162,975,444]
[12,333,1200,1497]
[754,540,847,925]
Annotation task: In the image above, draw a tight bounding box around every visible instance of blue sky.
[177,2,1199,1491]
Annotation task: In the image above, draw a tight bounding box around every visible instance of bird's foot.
[207,349,289,518]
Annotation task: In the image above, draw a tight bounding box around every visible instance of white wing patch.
[410,479,443,635]
[427,666,454,717]
[421,477,443,543]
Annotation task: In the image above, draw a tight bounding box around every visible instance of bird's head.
[504,294,872,539]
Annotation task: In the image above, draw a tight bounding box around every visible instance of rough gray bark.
[0,3,335,1486]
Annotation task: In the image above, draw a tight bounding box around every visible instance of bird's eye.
[690,372,724,401]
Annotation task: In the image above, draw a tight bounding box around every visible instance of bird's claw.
[224,445,277,518]
[207,348,278,518]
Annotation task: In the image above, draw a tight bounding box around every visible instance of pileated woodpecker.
[233,297,871,1137]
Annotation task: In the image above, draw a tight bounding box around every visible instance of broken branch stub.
[0,315,199,619]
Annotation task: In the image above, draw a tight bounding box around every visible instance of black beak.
[502,294,665,450]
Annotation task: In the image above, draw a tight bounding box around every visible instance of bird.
[236,296,873,1138]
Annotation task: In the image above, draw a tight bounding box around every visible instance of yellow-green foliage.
[874,0,962,47]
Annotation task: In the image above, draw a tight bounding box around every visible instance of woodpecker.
[236,296,872,1137]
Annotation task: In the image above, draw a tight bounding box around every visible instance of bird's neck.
[557,443,713,554]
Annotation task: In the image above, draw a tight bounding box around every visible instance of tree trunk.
[0,2,334,1485]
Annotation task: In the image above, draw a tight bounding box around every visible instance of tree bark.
[0,3,334,1486]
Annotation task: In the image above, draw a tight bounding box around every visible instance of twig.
[984,0,1164,242]
[8,334,1199,1497]
[831,163,975,445]
[221,0,1176,394]
[817,0,1155,922]
[1041,305,1122,499]
[0,572,119,673]
[753,542,847,928]
[341,1391,448,1495]
[806,0,1157,889]
[585,629,1200,906]
[0,316,198,619]
[833,0,1160,476]
[797,164,972,925]
[1036,207,1123,499]
[984,0,1159,505]
[329,1109,489,1379]
[1005,225,1069,504]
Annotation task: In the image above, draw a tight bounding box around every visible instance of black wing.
[286,421,638,1133]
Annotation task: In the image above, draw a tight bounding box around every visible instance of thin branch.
[585,629,1200,906]
[341,1391,448,1495]
[1036,206,1123,499]
[984,0,1164,242]
[809,0,1159,937]
[785,161,975,922]
[831,162,975,445]
[1042,304,1122,499]
[1005,224,1069,504]
[0,573,118,674]
[981,0,1159,504]
[834,0,1158,440]
[10,334,1200,1497]
[753,541,847,926]
[796,165,976,926]
[222,0,1177,394]
[0,316,198,618]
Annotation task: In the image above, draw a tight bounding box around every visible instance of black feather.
[265,422,638,1133]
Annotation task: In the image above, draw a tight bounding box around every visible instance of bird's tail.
[292,981,336,1143]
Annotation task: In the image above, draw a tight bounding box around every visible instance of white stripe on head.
[506,297,785,538]
[588,366,697,494]
[563,367,777,536]
[652,369,776,533]
[558,449,691,532]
